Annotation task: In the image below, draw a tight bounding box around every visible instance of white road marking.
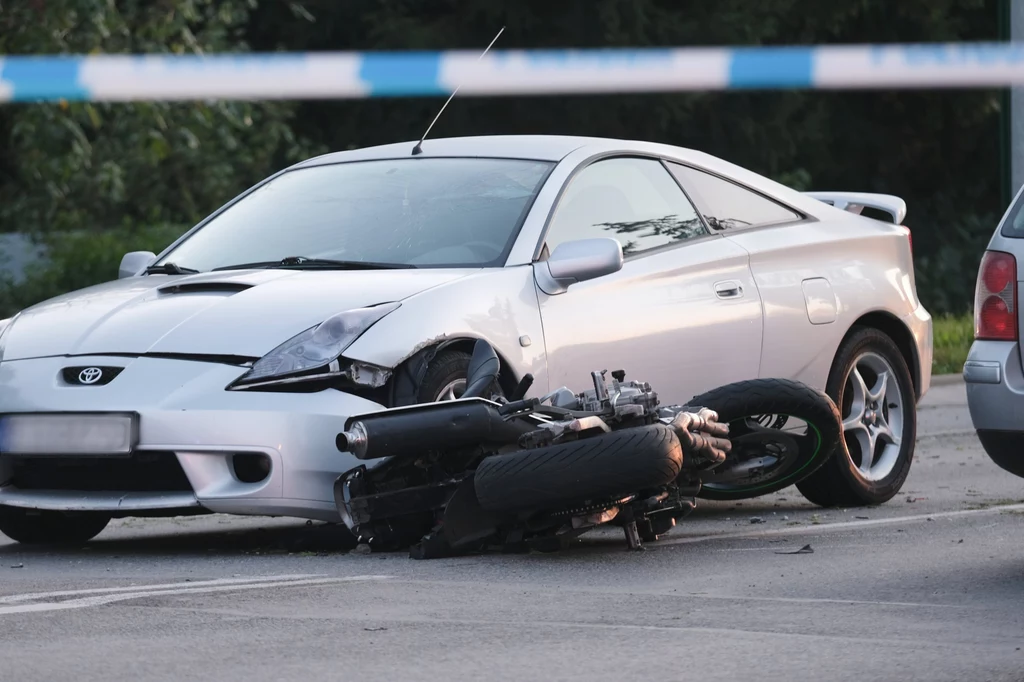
[655,502,1024,549]
[916,429,976,440]
[673,592,970,609]
[0,574,322,604]
[390,577,973,611]
[0,575,390,616]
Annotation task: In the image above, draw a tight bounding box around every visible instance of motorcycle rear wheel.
[473,424,683,513]
[689,378,842,501]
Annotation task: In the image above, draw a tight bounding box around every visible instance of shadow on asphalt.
[0,521,359,559]
[0,498,833,561]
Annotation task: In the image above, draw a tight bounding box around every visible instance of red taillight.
[975,250,1018,341]
[903,225,912,254]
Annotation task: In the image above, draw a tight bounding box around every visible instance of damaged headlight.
[229,303,400,389]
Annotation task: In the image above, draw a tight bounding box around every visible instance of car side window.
[543,157,708,257]
[666,162,802,231]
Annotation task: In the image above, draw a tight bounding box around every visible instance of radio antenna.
[411,26,505,156]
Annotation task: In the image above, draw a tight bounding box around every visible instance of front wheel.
[417,349,503,403]
[691,378,843,501]
[0,506,111,545]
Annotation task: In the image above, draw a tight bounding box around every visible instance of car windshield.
[153,157,555,271]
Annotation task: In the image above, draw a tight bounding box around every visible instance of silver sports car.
[0,135,932,544]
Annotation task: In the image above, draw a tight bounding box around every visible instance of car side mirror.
[119,251,156,279]
[535,237,623,295]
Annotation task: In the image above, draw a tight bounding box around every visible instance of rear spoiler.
[803,192,907,225]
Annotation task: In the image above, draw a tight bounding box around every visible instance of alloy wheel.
[436,378,467,402]
[840,351,905,482]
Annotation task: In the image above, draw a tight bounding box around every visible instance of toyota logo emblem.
[78,367,104,385]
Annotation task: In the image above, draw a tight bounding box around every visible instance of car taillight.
[975,250,1018,341]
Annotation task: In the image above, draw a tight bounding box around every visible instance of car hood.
[3,268,475,361]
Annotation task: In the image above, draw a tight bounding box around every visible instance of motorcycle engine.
[576,369,660,420]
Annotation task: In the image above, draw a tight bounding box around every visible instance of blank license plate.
[0,413,137,456]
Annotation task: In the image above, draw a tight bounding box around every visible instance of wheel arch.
[834,310,921,400]
[387,335,522,406]
[437,337,522,397]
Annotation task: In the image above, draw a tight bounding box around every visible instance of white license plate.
[0,413,137,456]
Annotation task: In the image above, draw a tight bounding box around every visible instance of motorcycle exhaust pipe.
[337,401,532,461]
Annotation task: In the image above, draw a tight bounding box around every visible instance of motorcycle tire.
[689,378,842,501]
[473,424,683,513]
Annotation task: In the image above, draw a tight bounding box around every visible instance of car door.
[533,155,764,405]
[663,161,835,388]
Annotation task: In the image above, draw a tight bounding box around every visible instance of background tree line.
[0,0,1004,318]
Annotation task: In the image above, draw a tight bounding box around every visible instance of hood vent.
[157,281,254,296]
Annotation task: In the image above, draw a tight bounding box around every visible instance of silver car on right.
[965,184,1024,478]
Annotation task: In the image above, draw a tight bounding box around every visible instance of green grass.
[932,313,973,375]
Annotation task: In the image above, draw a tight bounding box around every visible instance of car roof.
[295,134,694,166]
[288,134,844,220]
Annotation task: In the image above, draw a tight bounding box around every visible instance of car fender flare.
[831,309,922,399]
[387,336,520,407]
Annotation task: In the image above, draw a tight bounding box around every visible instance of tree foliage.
[0,0,321,234]
[0,0,1005,314]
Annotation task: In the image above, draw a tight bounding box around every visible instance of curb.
[931,373,964,386]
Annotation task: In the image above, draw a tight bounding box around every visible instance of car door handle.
[714,280,743,299]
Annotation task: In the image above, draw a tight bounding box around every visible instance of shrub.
[932,314,974,375]
[0,224,188,318]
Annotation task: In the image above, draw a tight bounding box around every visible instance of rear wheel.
[474,424,683,513]
[796,327,916,507]
[691,378,843,501]
[0,506,111,545]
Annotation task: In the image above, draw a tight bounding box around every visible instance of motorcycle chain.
[549,500,620,518]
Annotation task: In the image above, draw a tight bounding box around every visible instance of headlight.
[0,314,19,365]
[230,303,400,388]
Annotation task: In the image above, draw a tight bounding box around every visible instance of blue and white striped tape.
[3,42,1024,102]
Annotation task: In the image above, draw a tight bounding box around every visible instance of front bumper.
[0,355,384,521]
[964,340,1024,479]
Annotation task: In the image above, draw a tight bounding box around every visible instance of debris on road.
[750,517,766,524]
[775,544,813,555]
[10,563,23,569]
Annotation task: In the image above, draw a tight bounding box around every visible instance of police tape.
[3,42,1024,103]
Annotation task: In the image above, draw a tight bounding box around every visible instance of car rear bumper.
[0,355,384,520]
[964,340,1024,479]
[904,303,933,401]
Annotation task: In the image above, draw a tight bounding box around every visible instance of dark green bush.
[0,224,188,319]
[912,212,996,316]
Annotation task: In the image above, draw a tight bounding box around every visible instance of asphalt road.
[2,377,1023,682]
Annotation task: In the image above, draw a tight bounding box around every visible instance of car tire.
[795,327,917,508]
[0,506,111,545]
[416,349,502,403]
[473,424,683,513]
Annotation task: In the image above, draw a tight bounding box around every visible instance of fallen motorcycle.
[333,340,842,559]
